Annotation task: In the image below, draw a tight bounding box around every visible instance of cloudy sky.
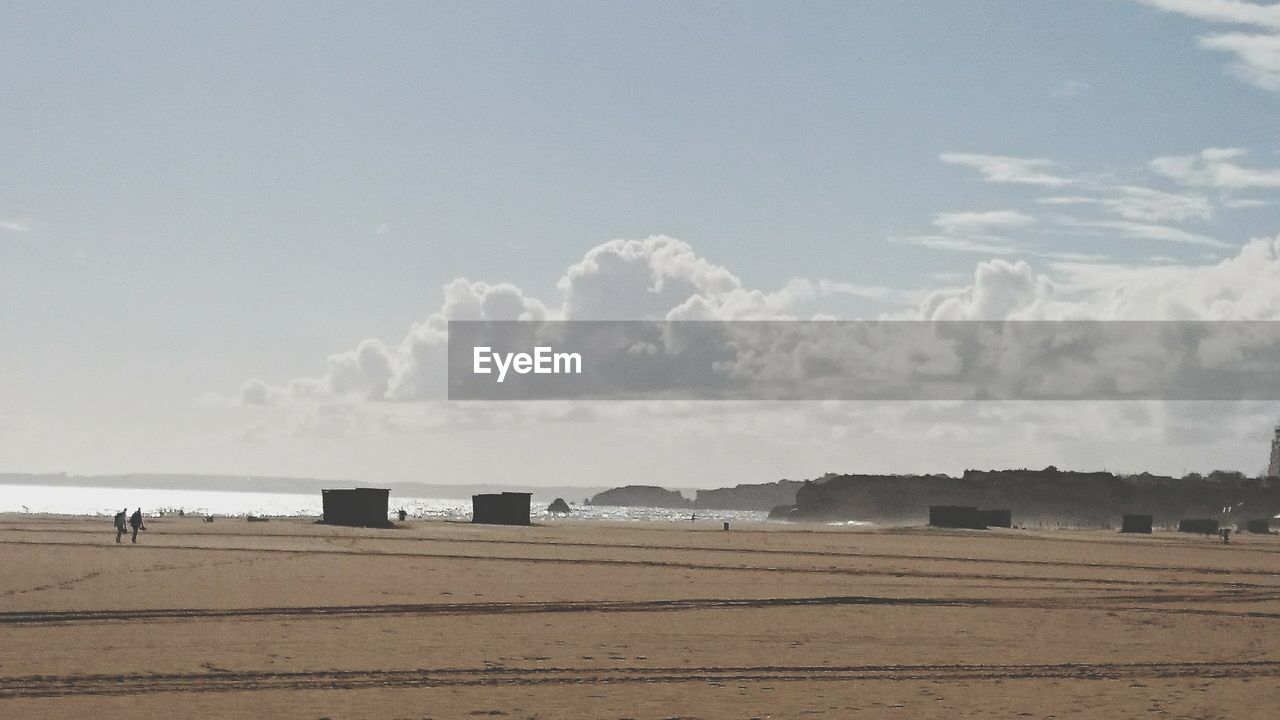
[4,0,1280,486]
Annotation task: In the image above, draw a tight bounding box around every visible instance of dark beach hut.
[928,505,986,530]
[472,492,532,526]
[1178,518,1219,535]
[1120,514,1153,534]
[978,509,1013,528]
[1245,518,1272,534]
[321,488,391,528]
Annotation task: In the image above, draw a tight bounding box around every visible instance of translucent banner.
[447,320,1280,401]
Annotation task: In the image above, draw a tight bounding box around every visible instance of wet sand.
[1,514,1278,718]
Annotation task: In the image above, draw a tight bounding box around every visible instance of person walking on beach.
[114,508,128,543]
[128,508,145,544]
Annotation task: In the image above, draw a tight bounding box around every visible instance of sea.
[0,484,771,524]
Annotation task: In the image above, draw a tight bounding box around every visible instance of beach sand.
[1,514,1278,718]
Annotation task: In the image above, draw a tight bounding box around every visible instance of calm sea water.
[0,484,771,524]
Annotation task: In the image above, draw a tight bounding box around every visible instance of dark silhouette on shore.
[129,508,145,543]
[113,508,128,543]
[472,492,531,525]
[320,488,392,528]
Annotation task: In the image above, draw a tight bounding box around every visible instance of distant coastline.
[11,469,1279,528]
[589,469,1280,526]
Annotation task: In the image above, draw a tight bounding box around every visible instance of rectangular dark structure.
[928,505,985,529]
[472,492,532,526]
[1246,518,1272,534]
[321,488,391,528]
[1178,518,1219,535]
[1120,514,1153,534]
[978,509,1013,528]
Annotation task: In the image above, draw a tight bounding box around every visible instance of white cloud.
[1222,196,1274,207]
[1134,0,1280,28]
[893,233,1280,321]
[1151,147,1280,188]
[932,210,1036,234]
[238,379,280,406]
[1049,235,1280,320]
[889,233,1021,255]
[1037,187,1214,223]
[942,147,1280,233]
[228,225,1280,417]
[1,220,31,233]
[1039,188,1208,224]
[901,163,1226,258]
[1054,217,1229,248]
[326,339,396,400]
[890,210,1038,257]
[817,281,928,305]
[557,236,742,320]
[1107,186,1215,222]
[1200,31,1280,89]
[908,258,1056,320]
[1133,1,1280,90]
[939,153,1075,186]
[232,236,827,404]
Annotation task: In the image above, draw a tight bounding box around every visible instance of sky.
[3,0,1280,486]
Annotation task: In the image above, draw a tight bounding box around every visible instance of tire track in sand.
[4,591,1280,627]
[4,660,1280,698]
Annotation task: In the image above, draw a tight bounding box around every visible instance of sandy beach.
[1,514,1278,718]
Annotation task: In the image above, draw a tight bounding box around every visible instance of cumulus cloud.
[235,231,1280,411]
[234,236,825,403]
[907,234,1280,321]
[909,259,1056,321]
[228,141,1280,413]
[238,379,280,406]
[1050,235,1280,319]
[557,236,743,320]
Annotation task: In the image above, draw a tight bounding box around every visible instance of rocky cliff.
[587,480,803,511]
[693,480,804,511]
[587,485,692,508]
[787,468,1280,527]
